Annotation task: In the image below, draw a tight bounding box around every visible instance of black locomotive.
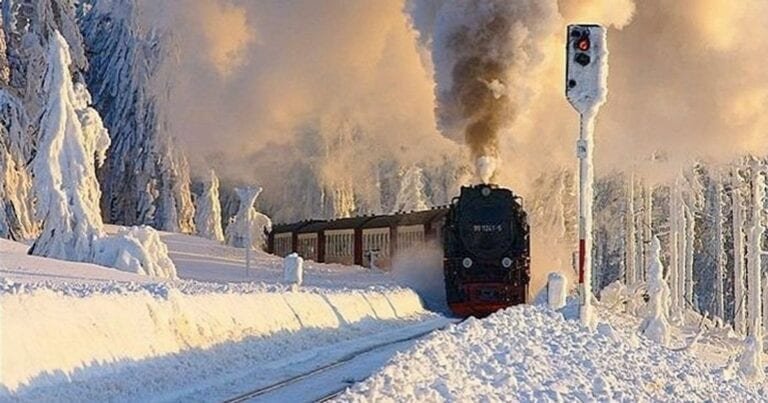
[443,184,530,317]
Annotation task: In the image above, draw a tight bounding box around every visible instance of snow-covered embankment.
[1,284,427,399]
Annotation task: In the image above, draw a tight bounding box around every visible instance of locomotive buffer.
[565,24,608,325]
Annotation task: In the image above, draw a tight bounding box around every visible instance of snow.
[547,272,566,309]
[194,169,225,242]
[742,167,765,380]
[283,252,303,286]
[1,284,434,400]
[0,227,439,400]
[26,31,176,280]
[337,300,765,401]
[391,166,429,213]
[79,0,196,233]
[225,186,272,250]
[29,30,109,262]
[93,226,177,279]
[732,168,747,334]
[639,235,671,346]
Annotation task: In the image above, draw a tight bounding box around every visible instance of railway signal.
[565,24,608,325]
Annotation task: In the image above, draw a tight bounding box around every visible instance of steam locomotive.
[267,184,530,317]
[443,184,530,317]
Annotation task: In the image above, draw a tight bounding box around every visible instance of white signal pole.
[565,24,608,326]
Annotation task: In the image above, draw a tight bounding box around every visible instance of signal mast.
[565,24,608,325]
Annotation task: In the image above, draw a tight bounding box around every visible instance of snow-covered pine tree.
[740,164,765,381]
[686,163,707,311]
[640,235,671,346]
[0,0,89,240]
[4,0,87,125]
[226,186,272,250]
[732,164,747,334]
[78,0,195,233]
[0,89,35,240]
[625,173,637,285]
[641,181,654,282]
[391,165,429,213]
[194,170,224,242]
[674,174,687,315]
[28,30,108,260]
[668,176,682,319]
[713,175,727,322]
[29,30,176,279]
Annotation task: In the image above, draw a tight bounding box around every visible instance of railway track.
[223,322,454,403]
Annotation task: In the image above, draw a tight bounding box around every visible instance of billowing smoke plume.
[409,1,559,183]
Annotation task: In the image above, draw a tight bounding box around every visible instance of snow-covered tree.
[641,182,653,282]
[226,186,272,250]
[668,176,685,320]
[625,173,637,285]
[0,0,90,240]
[194,170,224,242]
[28,30,175,279]
[28,31,108,260]
[732,165,747,334]
[79,0,195,233]
[392,165,429,213]
[741,166,765,381]
[640,235,671,346]
[0,90,35,240]
[713,177,727,322]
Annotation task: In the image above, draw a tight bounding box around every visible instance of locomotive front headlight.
[462,257,473,269]
[502,257,513,268]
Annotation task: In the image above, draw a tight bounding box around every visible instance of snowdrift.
[338,303,764,401]
[1,285,426,397]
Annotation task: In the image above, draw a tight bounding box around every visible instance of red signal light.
[577,38,590,51]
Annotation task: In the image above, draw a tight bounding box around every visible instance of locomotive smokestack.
[409,0,558,183]
[476,156,497,184]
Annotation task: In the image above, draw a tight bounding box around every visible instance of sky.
[154,0,768,191]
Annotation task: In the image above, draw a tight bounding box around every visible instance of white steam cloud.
[133,0,768,279]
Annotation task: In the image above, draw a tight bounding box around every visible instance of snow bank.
[338,304,763,401]
[94,226,177,278]
[1,286,426,396]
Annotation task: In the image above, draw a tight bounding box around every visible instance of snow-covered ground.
[337,298,768,401]
[5,231,767,401]
[0,230,442,401]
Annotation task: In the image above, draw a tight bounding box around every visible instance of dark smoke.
[447,18,510,162]
[412,0,559,182]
